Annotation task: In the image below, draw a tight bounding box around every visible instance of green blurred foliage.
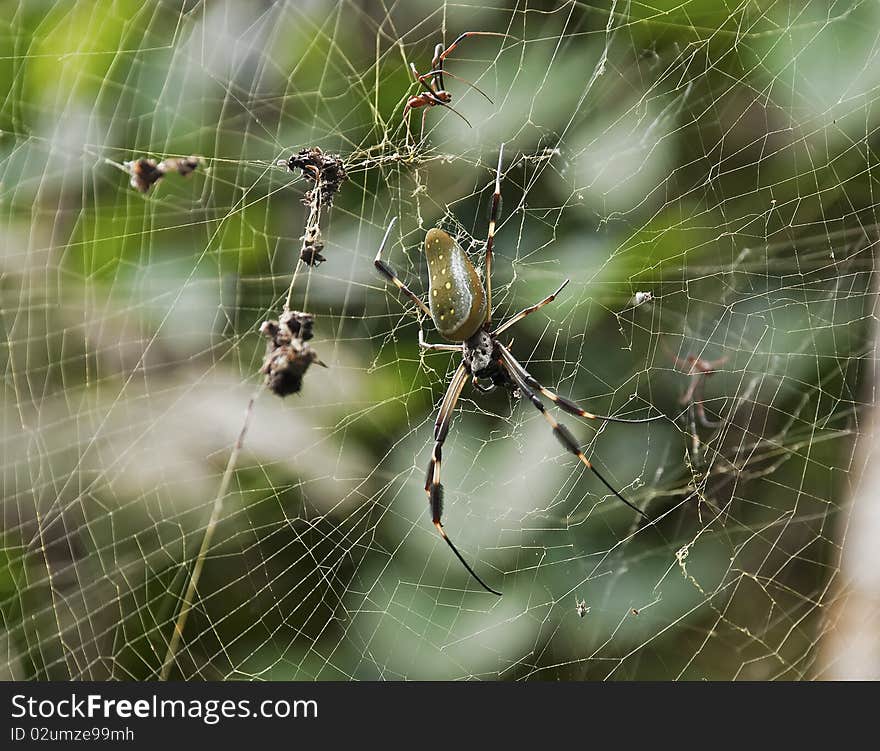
[0,0,874,680]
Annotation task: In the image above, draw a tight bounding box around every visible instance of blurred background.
[1,0,878,680]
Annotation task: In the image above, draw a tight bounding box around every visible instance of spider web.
[1,0,877,680]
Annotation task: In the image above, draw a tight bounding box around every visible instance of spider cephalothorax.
[374,144,662,595]
[463,329,494,377]
[463,330,514,394]
[125,155,201,193]
[259,311,325,397]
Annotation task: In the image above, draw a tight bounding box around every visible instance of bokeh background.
[2,0,878,680]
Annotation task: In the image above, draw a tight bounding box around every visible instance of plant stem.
[160,393,258,680]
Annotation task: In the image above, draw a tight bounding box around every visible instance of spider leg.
[492,279,570,336]
[687,402,702,466]
[402,103,415,146]
[404,66,434,141]
[417,68,494,103]
[410,62,437,94]
[409,65,473,128]
[485,143,503,323]
[501,358,650,521]
[679,378,700,406]
[373,217,434,319]
[498,344,662,425]
[435,31,510,66]
[419,329,460,352]
[426,362,502,595]
[430,43,445,90]
[435,100,472,127]
[691,381,723,429]
[673,353,728,429]
[695,403,722,429]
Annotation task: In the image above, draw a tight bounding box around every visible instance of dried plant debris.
[286,146,347,206]
[300,225,326,267]
[126,158,164,193]
[259,310,326,397]
[125,155,202,193]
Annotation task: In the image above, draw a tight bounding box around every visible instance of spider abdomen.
[425,228,486,341]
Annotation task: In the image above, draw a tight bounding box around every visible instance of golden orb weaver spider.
[374,145,662,595]
[403,32,508,138]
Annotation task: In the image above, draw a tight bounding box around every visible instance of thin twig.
[160,392,259,680]
[284,186,323,312]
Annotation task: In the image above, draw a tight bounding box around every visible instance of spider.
[299,225,326,267]
[667,348,728,470]
[374,144,662,595]
[160,156,201,177]
[669,349,728,429]
[403,32,507,137]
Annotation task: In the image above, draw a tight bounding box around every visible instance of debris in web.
[300,224,326,267]
[280,147,348,267]
[254,147,348,399]
[159,156,201,177]
[125,158,163,193]
[286,146,347,208]
[259,310,326,397]
[124,155,202,193]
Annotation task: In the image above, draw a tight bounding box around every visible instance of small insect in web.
[124,155,202,193]
[160,156,201,177]
[260,310,327,397]
[632,291,654,308]
[403,31,508,138]
[126,158,163,193]
[575,598,590,618]
[374,144,664,595]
